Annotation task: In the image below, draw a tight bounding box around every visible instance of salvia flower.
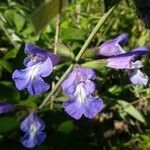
[0,102,14,114]
[20,112,46,148]
[98,34,149,86]
[62,67,103,120]
[12,44,59,95]
[98,33,128,56]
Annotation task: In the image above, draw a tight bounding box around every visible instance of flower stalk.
[38,4,118,109]
[51,0,62,109]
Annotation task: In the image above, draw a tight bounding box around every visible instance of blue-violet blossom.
[62,67,103,120]
[98,34,149,86]
[20,112,46,148]
[98,33,128,56]
[12,44,59,95]
[0,102,14,114]
[129,69,148,86]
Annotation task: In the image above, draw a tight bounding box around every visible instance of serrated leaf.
[57,120,74,134]
[117,100,147,124]
[31,0,65,33]
[60,27,86,41]
[56,42,75,59]
[0,116,19,134]
[82,60,107,72]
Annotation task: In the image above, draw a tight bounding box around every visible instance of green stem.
[38,64,73,109]
[38,4,118,109]
[75,5,117,62]
[51,0,62,110]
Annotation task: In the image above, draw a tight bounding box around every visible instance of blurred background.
[0,0,150,149]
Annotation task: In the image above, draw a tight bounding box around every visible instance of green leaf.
[81,48,98,60]
[31,0,65,33]
[0,60,13,73]
[0,81,20,102]
[14,13,26,32]
[60,27,86,41]
[19,95,40,108]
[56,42,75,59]
[117,100,147,124]
[5,10,25,31]
[57,120,74,134]
[54,62,71,72]
[0,116,19,134]
[82,60,107,72]
[4,9,14,24]
[3,48,19,59]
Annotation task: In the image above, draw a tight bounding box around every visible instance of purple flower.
[0,103,14,114]
[98,33,128,56]
[129,69,148,86]
[12,44,59,95]
[98,33,149,86]
[107,47,148,69]
[20,112,46,148]
[62,67,103,120]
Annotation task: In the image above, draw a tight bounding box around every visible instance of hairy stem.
[38,4,118,109]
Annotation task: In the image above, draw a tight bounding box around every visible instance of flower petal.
[82,68,96,80]
[83,96,103,119]
[48,52,59,66]
[129,69,148,86]
[107,57,132,69]
[35,131,46,145]
[99,33,128,56]
[12,68,30,90]
[38,57,53,77]
[23,57,36,67]
[85,80,95,95]
[111,47,149,59]
[62,71,77,96]
[25,43,59,67]
[21,112,45,132]
[21,133,36,148]
[24,43,43,55]
[27,76,50,95]
[116,33,128,44]
[63,99,83,120]
[0,103,14,114]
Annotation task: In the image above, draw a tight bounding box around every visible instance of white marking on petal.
[30,123,38,139]
[27,63,42,80]
[74,83,87,103]
[115,43,126,54]
[131,60,143,69]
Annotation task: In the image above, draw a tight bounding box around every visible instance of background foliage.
[0,0,150,149]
